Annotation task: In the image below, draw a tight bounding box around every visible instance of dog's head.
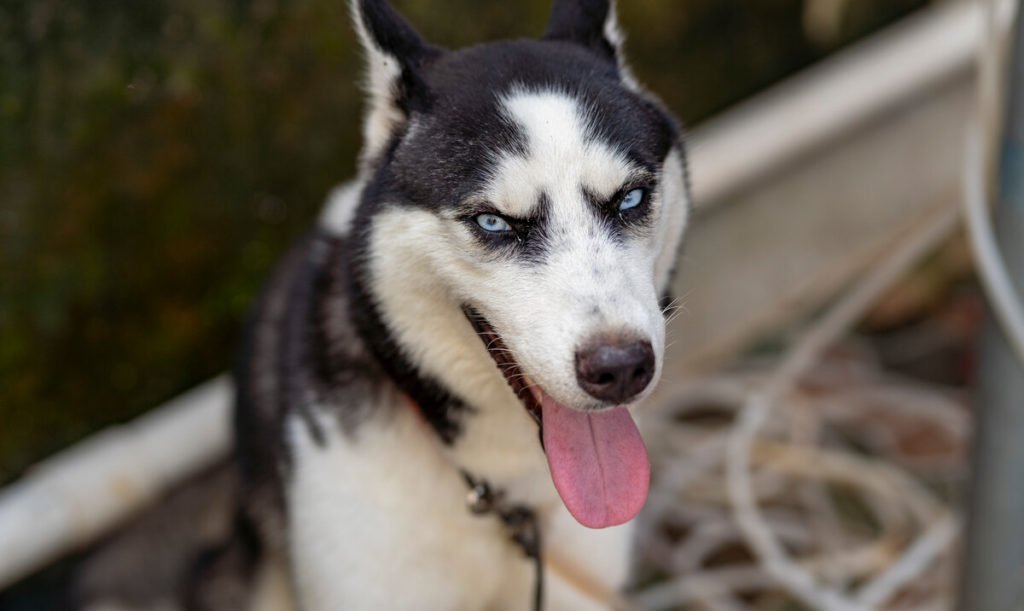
[345,0,690,528]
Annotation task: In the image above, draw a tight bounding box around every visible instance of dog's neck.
[344,239,469,444]
[340,206,553,497]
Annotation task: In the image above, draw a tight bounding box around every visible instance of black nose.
[575,339,656,404]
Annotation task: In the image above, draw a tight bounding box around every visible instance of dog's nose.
[575,339,655,404]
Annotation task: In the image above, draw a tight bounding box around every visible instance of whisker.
[664,309,686,326]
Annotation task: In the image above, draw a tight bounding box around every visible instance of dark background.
[0,0,927,485]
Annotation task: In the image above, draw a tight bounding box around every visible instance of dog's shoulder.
[232,189,386,504]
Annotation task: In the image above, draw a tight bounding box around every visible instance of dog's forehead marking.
[486,89,634,218]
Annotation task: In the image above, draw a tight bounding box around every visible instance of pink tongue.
[542,395,650,529]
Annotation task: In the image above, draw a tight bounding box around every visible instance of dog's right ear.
[350,0,441,161]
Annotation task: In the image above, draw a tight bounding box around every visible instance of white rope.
[854,516,958,608]
[724,207,960,611]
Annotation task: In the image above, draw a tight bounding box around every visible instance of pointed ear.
[350,0,441,160]
[542,0,637,87]
[543,0,623,61]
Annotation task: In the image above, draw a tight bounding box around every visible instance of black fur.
[543,0,618,62]
[582,183,658,244]
[355,0,444,114]
[462,192,554,264]
[234,236,313,504]
[347,195,472,443]
[235,223,470,462]
[379,40,677,213]
[184,512,263,611]
[218,2,690,607]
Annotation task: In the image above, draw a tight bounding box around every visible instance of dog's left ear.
[350,0,443,161]
[543,0,623,61]
[542,0,637,86]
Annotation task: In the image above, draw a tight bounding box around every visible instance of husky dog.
[204,0,690,609]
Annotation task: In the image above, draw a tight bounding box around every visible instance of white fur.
[282,11,689,606]
[602,0,640,90]
[488,90,635,217]
[364,206,551,486]
[285,405,630,610]
[653,148,690,291]
[282,87,687,610]
[359,87,685,486]
[319,179,364,237]
[449,88,667,409]
[349,2,407,162]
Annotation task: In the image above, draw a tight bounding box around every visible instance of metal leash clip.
[460,471,544,610]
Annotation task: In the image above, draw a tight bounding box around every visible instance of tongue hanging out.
[460,306,651,529]
[541,394,650,529]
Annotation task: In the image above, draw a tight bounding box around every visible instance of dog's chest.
[283,400,532,609]
[281,400,631,610]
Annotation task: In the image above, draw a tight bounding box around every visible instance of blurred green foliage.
[0,0,924,484]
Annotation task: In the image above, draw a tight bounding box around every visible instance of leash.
[461,471,640,611]
[462,471,544,611]
[405,393,544,608]
[406,397,635,610]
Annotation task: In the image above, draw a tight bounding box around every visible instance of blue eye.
[475,213,512,233]
[619,188,645,211]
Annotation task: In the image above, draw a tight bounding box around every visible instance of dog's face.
[348,0,689,528]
